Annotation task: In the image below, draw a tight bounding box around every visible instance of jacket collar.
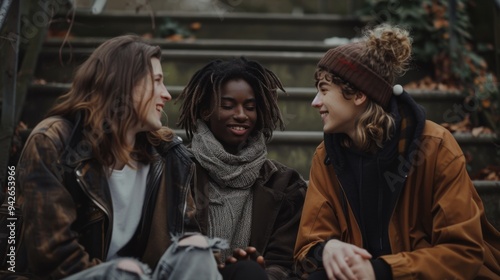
[60,111,184,167]
[155,135,184,156]
[60,111,93,167]
[324,91,426,173]
[397,90,426,168]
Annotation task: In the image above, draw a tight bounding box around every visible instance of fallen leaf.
[471,127,484,137]
[190,22,202,31]
[33,79,47,85]
[482,99,491,108]
[471,165,500,180]
[434,19,448,29]
[486,172,498,180]
[166,34,184,41]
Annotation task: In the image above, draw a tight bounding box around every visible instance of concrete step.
[35,47,429,88]
[175,129,499,181]
[44,37,336,52]
[19,83,498,176]
[99,0,363,15]
[50,11,365,41]
[263,131,498,181]
[23,84,465,129]
[472,181,500,230]
[35,47,323,87]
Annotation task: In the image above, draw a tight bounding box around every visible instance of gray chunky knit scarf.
[190,120,267,189]
[190,120,267,260]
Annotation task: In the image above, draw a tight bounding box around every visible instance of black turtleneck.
[344,146,395,258]
[316,92,427,280]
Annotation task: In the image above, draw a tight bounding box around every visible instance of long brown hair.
[48,35,173,167]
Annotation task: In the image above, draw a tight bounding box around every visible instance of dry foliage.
[471,165,500,181]
[404,76,460,92]
[440,114,495,135]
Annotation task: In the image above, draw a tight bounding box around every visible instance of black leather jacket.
[14,114,195,279]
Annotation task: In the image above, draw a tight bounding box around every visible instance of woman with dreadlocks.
[177,57,307,280]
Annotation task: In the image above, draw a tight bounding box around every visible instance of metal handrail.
[0,0,13,29]
[0,0,19,190]
[92,0,107,14]
[494,0,500,83]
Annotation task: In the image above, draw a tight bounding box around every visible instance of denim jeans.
[63,235,227,280]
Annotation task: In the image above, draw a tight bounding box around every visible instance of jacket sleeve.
[18,132,101,279]
[262,165,307,280]
[294,144,344,276]
[380,133,485,279]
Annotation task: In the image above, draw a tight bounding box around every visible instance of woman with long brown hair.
[9,35,224,279]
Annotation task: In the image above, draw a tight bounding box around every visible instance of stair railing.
[0,0,59,193]
[494,0,500,83]
[0,0,20,193]
[0,0,14,28]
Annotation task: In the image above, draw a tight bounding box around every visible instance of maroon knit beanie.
[317,42,393,110]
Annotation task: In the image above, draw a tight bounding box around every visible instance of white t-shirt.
[106,162,150,260]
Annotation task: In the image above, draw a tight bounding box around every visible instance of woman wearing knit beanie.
[294,24,500,280]
[177,57,307,280]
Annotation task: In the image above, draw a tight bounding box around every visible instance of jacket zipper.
[180,164,195,235]
[386,173,408,250]
[336,177,363,246]
[376,157,387,252]
[139,160,163,236]
[74,166,112,259]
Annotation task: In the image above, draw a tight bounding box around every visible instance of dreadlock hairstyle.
[177,57,285,141]
[47,35,173,169]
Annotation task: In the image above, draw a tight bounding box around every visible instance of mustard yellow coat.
[295,121,500,279]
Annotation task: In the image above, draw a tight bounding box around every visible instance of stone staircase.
[19,8,500,228]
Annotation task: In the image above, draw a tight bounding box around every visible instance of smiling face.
[311,77,366,138]
[133,57,171,132]
[207,79,257,154]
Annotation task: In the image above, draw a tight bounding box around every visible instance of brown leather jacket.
[11,115,196,279]
[295,120,500,279]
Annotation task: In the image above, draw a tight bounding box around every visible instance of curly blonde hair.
[315,24,412,152]
[363,23,412,84]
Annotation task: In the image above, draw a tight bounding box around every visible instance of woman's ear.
[353,92,367,106]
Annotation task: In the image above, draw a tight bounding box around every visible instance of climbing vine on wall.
[360,0,499,133]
